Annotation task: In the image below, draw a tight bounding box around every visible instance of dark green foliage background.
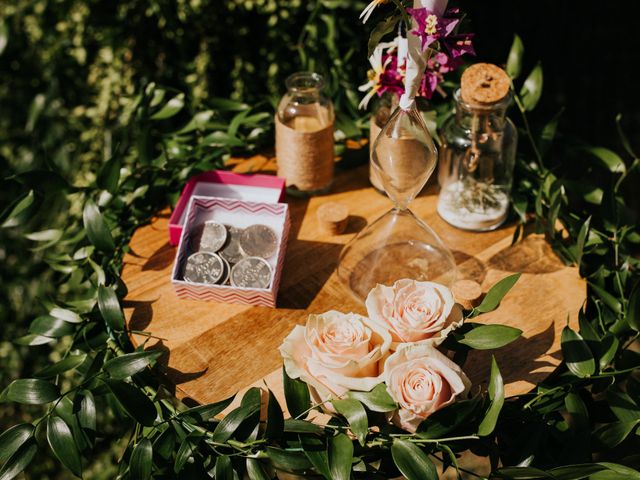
[1,0,639,478]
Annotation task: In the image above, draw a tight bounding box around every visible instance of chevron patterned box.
[171,195,290,307]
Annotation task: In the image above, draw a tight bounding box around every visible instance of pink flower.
[365,279,462,349]
[279,311,392,403]
[407,7,475,58]
[384,344,471,432]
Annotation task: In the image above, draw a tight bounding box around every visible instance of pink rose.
[279,311,392,402]
[366,279,462,349]
[384,343,471,433]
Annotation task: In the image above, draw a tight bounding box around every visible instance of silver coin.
[189,223,205,252]
[239,224,278,259]
[199,221,227,252]
[218,256,231,285]
[219,226,245,264]
[183,252,224,285]
[230,256,272,289]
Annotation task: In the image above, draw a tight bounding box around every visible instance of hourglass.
[337,102,457,302]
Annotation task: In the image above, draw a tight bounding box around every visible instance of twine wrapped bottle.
[276,72,335,196]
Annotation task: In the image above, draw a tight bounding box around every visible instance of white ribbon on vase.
[398,0,448,110]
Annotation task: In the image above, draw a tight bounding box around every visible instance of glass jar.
[276,72,335,196]
[437,89,517,231]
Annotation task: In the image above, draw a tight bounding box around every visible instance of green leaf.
[83,200,115,253]
[1,190,34,227]
[589,282,622,314]
[211,402,260,443]
[477,356,504,436]
[0,424,34,463]
[246,458,270,480]
[476,273,521,313]
[150,93,185,120]
[519,63,543,111]
[130,438,153,480]
[593,420,640,449]
[418,398,481,439]
[493,466,554,479]
[458,324,522,350]
[605,389,640,423]
[346,383,397,412]
[25,229,63,242]
[0,440,38,480]
[215,455,234,480]
[367,14,400,57]
[97,285,125,331]
[174,433,201,474]
[178,394,235,422]
[626,282,640,331]
[564,392,588,432]
[332,398,368,446]
[153,427,175,460]
[561,326,596,378]
[2,379,60,405]
[35,354,86,378]
[585,147,626,173]
[598,334,619,370]
[96,155,121,194]
[550,464,609,480]
[13,334,55,346]
[592,462,640,480]
[574,216,591,265]
[106,380,156,426]
[283,367,311,419]
[329,433,353,480]
[29,315,75,337]
[50,307,82,324]
[46,416,82,477]
[283,419,323,434]
[208,97,250,111]
[76,390,96,432]
[0,20,8,56]
[266,447,312,472]
[300,435,331,479]
[391,439,438,480]
[506,34,524,79]
[103,350,163,379]
[265,389,284,441]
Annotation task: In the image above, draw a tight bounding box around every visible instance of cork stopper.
[460,63,511,107]
[317,202,349,235]
[452,279,483,310]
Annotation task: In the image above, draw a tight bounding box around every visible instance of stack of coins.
[182,220,279,290]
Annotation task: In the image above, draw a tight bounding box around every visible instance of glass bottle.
[437,89,517,231]
[276,72,335,196]
[338,103,457,302]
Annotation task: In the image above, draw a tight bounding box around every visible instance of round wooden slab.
[122,158,584,409]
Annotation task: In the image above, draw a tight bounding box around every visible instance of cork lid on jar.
[460,63,511,107]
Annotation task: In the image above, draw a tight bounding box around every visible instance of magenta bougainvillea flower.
[407,7,475,58]
[358,10,475,108]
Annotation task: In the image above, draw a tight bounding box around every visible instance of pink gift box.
[169,170,289,308]
[168,170,286,246]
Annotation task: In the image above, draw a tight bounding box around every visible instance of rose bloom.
[384,343,471,433]
[365,279,462,349]
[279,311,392,403]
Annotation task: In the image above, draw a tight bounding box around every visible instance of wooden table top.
[122,156,584,408]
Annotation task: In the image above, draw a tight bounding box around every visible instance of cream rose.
[366,279,462,348]
[279,311,392,402]
[384,343,471,433]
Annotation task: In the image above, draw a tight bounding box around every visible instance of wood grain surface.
[122,156,584,409]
